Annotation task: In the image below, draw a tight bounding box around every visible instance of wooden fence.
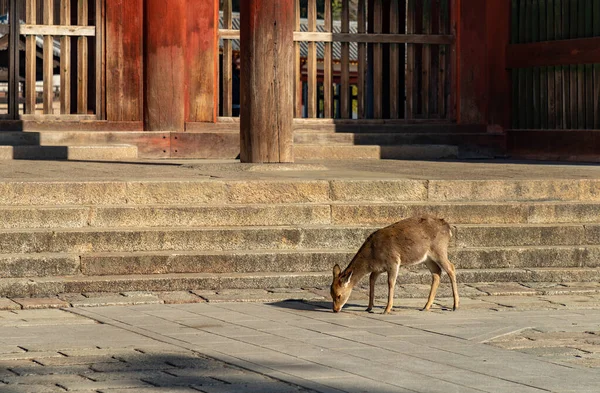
[0,0,103,120]
[219,0,455,121]
[509,0,600,130]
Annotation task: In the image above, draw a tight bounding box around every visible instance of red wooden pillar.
[486,0,511,130]
[457,0,487,124]
[105,0,143,122]
[239,0,295,163]
[144,0,186,131]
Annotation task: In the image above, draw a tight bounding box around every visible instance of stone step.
[2,245,600,279]
[1,179,600,206]
[294,144,459,160]
[0,145,138,161]
[0,221,599,254]
[293,132,504,148]
[3,201,600,229]
[2,267,600,298]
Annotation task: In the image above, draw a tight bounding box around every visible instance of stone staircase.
[1,176,599,298]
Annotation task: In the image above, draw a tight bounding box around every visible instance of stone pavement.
[1,293,600,393]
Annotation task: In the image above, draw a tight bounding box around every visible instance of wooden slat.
[594,0,600,128]
[584,0,593,129]
[421,0,431,118]
[568,0,577,129]
[357,0,366,119]
[60,0,71,115]
[406,0,415,120]
[77,0,88,114]
[439,0,448,119]
[340,0,350,118]
[307,0,317,118]
[323,0,332,118]
[518,0,527,128]
[555,0,565,129]
[8,0,19,118]
[389,0,400,119]
[372,0,382,119]
[222,0,232,116]
[576,0,585,129]
[25,0,36,114]
[531,0,540,129]
[539,0,548,130]
[96,0,105,119]
[294,0,302,118]
[20,24,95,35]
[43,0,54,115]
[546,0,556,129]
[292,32,454,44]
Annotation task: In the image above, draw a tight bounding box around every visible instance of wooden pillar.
[457,0,487,124]
[486,0,511,130]
[105,0,143,122]
[144,0,186,131]
[239,0,294,163]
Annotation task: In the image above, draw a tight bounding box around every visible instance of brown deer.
[330,216,459,314]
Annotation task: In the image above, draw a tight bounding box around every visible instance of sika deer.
[330,216,459,314]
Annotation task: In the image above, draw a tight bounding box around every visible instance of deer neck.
[345,257,371,287]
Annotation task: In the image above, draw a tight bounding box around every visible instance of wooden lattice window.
[20,0,104,119]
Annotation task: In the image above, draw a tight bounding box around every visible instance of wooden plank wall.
[509,0,600,130]
[218,0,454,121]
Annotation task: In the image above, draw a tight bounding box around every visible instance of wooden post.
[144,0,186,131]
[239,0,294,163]
[186,0,219,123]
[486,0,511,130]
[105,0,143,122]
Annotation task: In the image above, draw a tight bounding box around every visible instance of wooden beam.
[507,37,600,68]
[239,0,294,163]
[292,32,454,44]
[221,0,233,117]
[105,0,143,122]
[20,24,96,35]
[307,0,317,118]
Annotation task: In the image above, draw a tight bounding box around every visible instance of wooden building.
[0,0,599,162]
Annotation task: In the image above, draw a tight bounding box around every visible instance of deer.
[330,216,459,314]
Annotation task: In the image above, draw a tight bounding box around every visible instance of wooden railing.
[218,0,455,122]
[17,0,104,120]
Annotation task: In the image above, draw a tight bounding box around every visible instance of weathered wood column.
[144,0,186,131]
[239,0,294,163]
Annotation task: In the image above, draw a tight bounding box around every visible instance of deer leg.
[436,255,460,311]
[422,259,442,311]
[384,264,399,314]
[367,272,380,313]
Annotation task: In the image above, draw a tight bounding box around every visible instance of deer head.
[330,264,353,313]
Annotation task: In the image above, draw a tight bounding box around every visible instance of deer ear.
[333,264,341,278]
[340,271,353,287]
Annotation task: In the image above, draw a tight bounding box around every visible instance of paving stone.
[70,295,159,307]
[9,364,93,376]
[473,282,539,296]
[12,297,70,310]
[479,296,563,310]
[34,354,121,366]
[542,295,600,309]
[193,288,320,303]
[1,384,67,393]
[154,291,206,304]
[57,377,152,391]
[0,297,21,310]
[0,351,64,361]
